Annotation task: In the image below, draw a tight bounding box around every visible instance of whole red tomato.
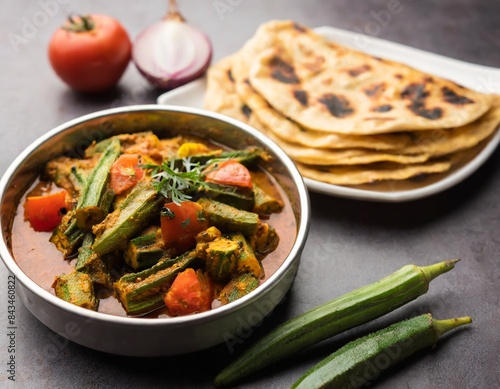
[48,14,132,93]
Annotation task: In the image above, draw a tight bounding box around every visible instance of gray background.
[1,0,499,388]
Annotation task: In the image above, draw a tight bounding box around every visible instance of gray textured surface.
[1,0,499,388]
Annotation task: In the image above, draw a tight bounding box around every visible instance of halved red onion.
[132,1,212,90]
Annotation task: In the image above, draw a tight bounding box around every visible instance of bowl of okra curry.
[0,105,310,356]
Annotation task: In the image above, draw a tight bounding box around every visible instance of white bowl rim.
[0,104,310,328]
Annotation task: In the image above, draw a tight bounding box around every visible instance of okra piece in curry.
[17,132,294,318]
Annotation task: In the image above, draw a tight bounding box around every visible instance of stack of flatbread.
[204,20,500,187]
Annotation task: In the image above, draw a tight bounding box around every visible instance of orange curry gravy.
[11,149,298,318]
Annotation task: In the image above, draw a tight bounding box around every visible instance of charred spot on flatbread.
[408,102,443,120]
[401,83,429,100]
[241,104,252,119]
[269,56,300,84]
[318,94,354,118]
[401,83,443,120]
[293,89,308,106]
[293,22,307,32]
[372,104,393,112]
[348,64,371,77]
[364,83,385,98]
[442,86,474,105]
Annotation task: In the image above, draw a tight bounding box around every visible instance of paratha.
[255,119,431,165]
[396,96,500,156]
[204,55,252,123]
[235,73,415,151]
[203,21,500,189]
[203,54,271,134]
[296,160,452,186]
[206,55,433,166]
[247,21,494,135]
[209,54,500,164]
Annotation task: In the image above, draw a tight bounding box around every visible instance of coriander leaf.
[148,157,209,205]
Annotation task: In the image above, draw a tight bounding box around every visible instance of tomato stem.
[63,15,95,33]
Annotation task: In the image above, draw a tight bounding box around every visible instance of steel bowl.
[0,105,310,356]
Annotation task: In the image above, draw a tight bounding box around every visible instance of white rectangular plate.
[157,26,500,202]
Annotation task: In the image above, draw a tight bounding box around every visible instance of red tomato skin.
[48,14,132,92]
[161,201,208,252]
[24,190,68,232]
[205,160,253,189]
[110,154,144,195]
[165,269,213,316]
